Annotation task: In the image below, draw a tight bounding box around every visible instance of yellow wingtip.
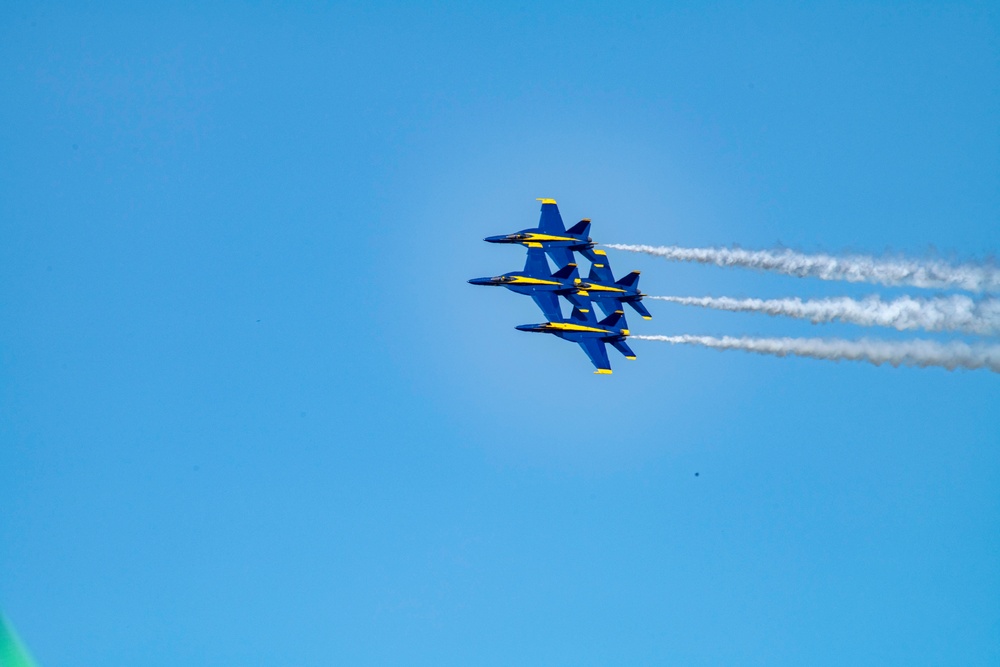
[536,198,557,204]
[642,316,652,320]
[595,369,613,375]
[594,249,607,256]
[626,356,637,360]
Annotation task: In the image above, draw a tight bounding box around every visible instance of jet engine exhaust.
[649,294,1000,335]
[633,334,1000,373]
[607,244,1000,292]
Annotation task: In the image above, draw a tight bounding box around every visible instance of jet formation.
[470,199,651,374]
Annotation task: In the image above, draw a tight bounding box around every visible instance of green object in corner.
[0,615,38,667]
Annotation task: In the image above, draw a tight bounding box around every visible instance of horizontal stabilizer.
[610,339,636,359]
[628,299,652,320]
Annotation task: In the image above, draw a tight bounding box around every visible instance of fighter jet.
[577,248,653,320]
[484,198,598,267]
[516,304,636,374]
[468,248,592,321]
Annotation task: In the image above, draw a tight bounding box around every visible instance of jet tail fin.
[566,218,591,237]
[564,291,591,311]
[552,262,579,280]
[588,249,614,283]
[616,271,641,288]
[571,303,598,325]
[536,199,565,234]
[599,310,626,329]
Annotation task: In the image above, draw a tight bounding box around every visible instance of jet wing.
[536,199,565,234]
[570,302,599,325]
[522,248,552,277]
[595,297,625,318]
[588,249,615,283]
[562,290,592,311]
[577,338,612,374]
[545,247,576,270]
[531,292,563,321]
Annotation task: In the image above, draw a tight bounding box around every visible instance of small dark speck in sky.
[695,472,700,477]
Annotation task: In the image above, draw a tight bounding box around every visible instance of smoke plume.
[650,295,1000,336]
[633,334,1000,373]
[606,244,1000,292]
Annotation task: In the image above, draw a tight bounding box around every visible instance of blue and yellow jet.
[579,248,653,320]
[470,247,652,322]
[468,248,591,320]
[516,305,636,374]
[484,198,598,267]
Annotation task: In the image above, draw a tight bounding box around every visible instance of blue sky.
[2,2,998,665]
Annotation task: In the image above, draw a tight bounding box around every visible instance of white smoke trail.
[606,244,1000,292]
[633,334,1000,373]
[650,295,1000,336]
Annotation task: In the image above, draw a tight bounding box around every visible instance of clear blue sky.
[2,2,998,665]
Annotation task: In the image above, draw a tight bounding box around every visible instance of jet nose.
[468,277,495,286]
[484,235,507,243]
